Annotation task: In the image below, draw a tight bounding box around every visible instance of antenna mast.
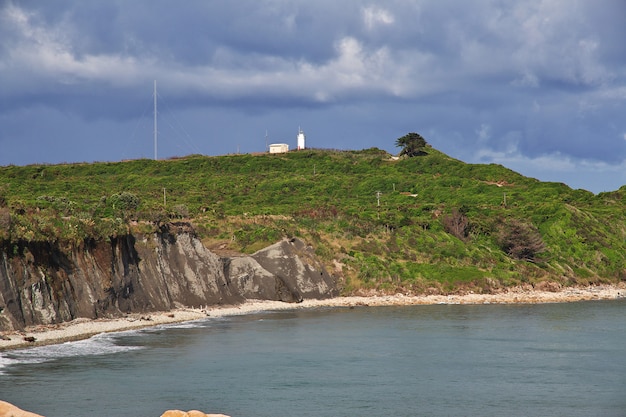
[153,80,158,160]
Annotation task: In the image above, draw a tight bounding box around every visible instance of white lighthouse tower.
[297,127,306,150]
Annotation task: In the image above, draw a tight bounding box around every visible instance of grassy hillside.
[1,145,625,294]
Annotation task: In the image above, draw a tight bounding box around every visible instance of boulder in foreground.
[0,401,232,417]
[160,411,231,417]
[0,401,44,417]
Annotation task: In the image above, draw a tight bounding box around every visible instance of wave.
[152,318,209,330]
[0,331,143,374]
[0,316,234,374]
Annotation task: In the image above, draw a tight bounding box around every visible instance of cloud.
[1,3,404,102]
[474,145,626,193]
[0,0,625,193]
[476,124,491,142]
[362,6,395,30]
[1,2,145,93]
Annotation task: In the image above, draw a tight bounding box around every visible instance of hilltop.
[1,142,626,295]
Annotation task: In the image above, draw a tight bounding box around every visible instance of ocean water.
[1,300,625,417]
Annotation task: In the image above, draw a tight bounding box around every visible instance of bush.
[172,204,189,219]
[0,207,10,239]
[108,192,140,220]
[497,218,546,262]
[442,208,469,241]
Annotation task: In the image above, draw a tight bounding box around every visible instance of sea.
[1,300,625,417]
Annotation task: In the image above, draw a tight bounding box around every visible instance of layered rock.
[225,238,338,302]
[0,225,337,331]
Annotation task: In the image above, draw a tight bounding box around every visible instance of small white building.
[297,128,306,150]
[269,143,289,154]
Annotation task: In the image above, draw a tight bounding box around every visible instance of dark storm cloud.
[1,0,625,192]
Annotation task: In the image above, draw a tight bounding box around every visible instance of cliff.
[0,224,338,331]
[3,148,626,299]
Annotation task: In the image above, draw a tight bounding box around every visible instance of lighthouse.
[297,127,306,150]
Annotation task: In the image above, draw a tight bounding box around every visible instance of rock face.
[0,225,338,331]
[0,400,44,417]
[225,238,338,303]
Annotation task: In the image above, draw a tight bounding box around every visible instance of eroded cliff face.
[0,226,338,331]
[225,238,337,303]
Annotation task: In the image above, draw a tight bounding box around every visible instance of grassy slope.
[1,147,625,294]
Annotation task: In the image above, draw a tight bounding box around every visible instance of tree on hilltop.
[395,132,428,157]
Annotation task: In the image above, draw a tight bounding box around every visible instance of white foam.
[0,354,20,373]
[0,332,142,374]
[153,319,207,330]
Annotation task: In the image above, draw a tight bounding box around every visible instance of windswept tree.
[443,208,470,241]
[395,132,427,157]
[496,219,546,262]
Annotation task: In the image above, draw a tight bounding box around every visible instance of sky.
[1,0,625,194]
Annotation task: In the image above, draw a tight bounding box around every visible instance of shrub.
[108,192,141,220]
[497,218,546,262]
[172,204,189,219]
[0,207,10,238]
[442,208,469,241]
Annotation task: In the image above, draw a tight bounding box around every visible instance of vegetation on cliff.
[1,136,626,294]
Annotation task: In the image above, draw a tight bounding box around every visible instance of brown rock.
[187,412,209,417]
[0,401,45,417]
[534,281,562,292]
[160,411,230,417]
[160,411,188,417]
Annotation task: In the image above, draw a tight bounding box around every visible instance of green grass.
[1,146,626,294]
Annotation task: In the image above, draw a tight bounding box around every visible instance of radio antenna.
[153,80,158,160]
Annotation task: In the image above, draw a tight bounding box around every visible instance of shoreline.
[1,284,624,352]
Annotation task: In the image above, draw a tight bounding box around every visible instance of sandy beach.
[1,284,624,351]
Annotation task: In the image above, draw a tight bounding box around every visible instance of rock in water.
[160,411,230,417]
[160,412,187,417]
[0,402,232,417]
[0,401,45,417]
